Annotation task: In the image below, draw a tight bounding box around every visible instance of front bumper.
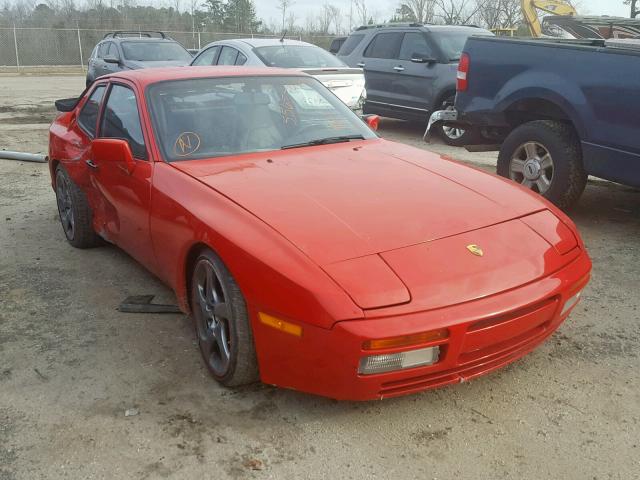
[250,250,591,401]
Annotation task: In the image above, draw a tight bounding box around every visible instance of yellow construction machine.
[520,0,577,37]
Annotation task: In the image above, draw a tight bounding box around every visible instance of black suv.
[337,23,492,145]
[86,31,192,87]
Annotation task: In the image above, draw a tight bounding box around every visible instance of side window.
[236,51,247,65]
[192,46,220,66]
[107,42,119,59]
[97,43,109,58]
[363,32,404,59]
[339,33,365,55]
[77,85,106,137]
[217,46,239,65]
[100,85,147,159]
[399,33,433,61]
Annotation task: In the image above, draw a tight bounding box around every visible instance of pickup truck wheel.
[497,120,587,209]
[55,165,100,248]
[190,249,259,387]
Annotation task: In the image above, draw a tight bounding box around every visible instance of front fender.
[150,162,363,329]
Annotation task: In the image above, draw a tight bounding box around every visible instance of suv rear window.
[254,45,345,68]
[363,32,403,59]
[339,34,364,55]
[121,41,191,62]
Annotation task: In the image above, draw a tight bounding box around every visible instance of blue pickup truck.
[428,36,640,209]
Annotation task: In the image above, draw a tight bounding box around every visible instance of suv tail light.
[457,53,470,92]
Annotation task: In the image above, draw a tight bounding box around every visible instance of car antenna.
[280,30,287,43]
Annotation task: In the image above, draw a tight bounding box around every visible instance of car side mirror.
[362,114,379,131]
[92,138,136,174]
[103,54,120,64]
[411,53,436,64]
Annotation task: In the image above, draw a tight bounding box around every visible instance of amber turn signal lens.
[363,328,448,351]
[258,312,303,337]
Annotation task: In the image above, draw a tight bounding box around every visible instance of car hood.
[173,139,547,267]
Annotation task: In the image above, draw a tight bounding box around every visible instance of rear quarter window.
[339,34,365,55]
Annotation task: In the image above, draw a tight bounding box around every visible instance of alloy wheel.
[193,259,233,377]
[509,141,554,194]
[442,125,465,140]
[56,173,75,240]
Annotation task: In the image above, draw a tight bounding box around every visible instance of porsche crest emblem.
[466,244,484,257]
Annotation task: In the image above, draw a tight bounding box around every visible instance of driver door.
[89,82,157,271]
[391,32,437,116]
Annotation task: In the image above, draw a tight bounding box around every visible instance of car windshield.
[434,31,492,61]
[253,45,346,68]
[146,76,376,161]
[121,41,192,62]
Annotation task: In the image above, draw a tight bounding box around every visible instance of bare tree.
[476,0,521,29]
[285,10,296,32]
[304,13,317,32]
[434,0,487,25]
[59,0,76,17]
[318,4,331,33]
[400,0,435,23]
[277,0,294,32]
[625,0,640,18]
[327,4,341,33]
[353,0,368,26]
[477,0,501,28]
[500,0,522,27]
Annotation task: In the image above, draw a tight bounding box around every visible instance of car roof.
[203,38,316,49]
[100,65,309,87]
[102,37,179,43]
[353,24,492,34]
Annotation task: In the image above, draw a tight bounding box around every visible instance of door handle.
[85,159,98,169]
[393,66,405,72]
[357,62,365,68]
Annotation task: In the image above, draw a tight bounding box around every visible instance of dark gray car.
[86,31,192,87]
[338,23,493,145]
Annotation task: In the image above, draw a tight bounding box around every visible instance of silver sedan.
[190,38,366,110]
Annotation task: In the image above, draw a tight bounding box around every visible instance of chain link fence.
[0,26,335,71]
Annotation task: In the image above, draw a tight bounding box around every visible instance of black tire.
[497,120,587,210]
[435,95,479,147]
[55,165,100,248]
[190,249,259,387]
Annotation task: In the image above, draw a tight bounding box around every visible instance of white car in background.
[190,38,366,110]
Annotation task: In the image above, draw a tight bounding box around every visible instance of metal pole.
[197,30,201,49]
[77,26,85,72]
[0,151,47,163]
[13,24,20,72]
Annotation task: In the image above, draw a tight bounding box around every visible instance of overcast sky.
[254,0,630,27]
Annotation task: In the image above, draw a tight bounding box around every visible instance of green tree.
[223,0,260,33]
[202,0,224,28]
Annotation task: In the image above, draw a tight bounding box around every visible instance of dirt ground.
[1,75,639,480]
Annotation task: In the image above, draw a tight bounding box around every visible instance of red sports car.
[49,67,591,400]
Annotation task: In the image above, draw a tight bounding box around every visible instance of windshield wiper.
[281,134,365,150]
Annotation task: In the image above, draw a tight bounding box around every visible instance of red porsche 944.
[49,67,591,400]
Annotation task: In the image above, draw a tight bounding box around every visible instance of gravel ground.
[1,75,639,480]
